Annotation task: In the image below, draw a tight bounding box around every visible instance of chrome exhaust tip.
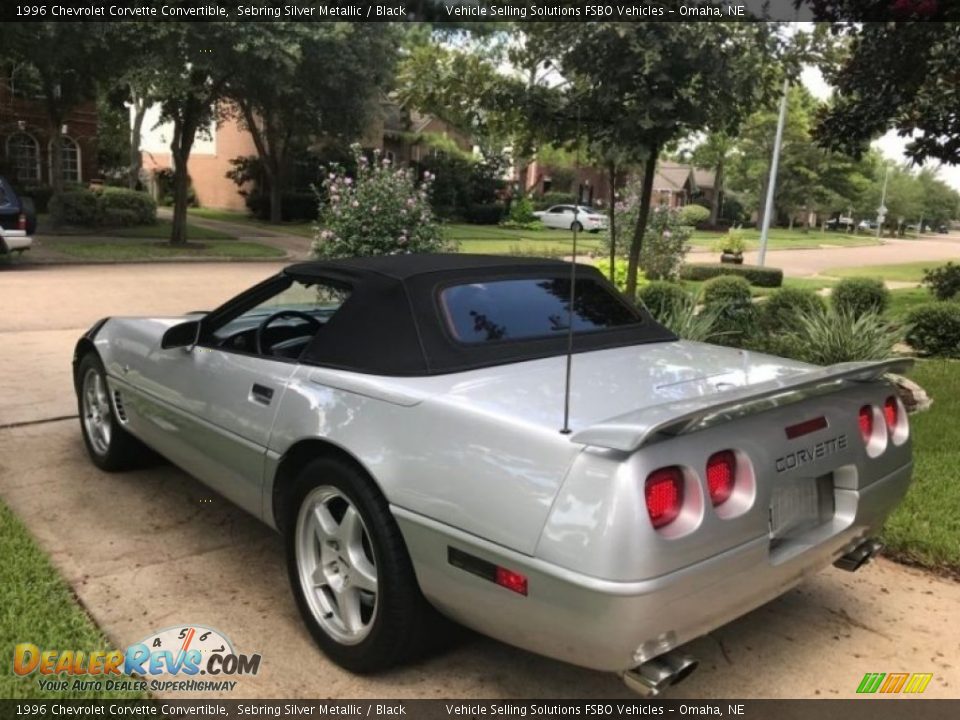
[834,538,884,572]
[622,650,699,697]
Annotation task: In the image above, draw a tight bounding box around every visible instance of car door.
[544,205,571,229]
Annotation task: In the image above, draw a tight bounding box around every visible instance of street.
[1,260,958,699]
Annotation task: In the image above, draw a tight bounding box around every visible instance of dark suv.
[0,176,36,254]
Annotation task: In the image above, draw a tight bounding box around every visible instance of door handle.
[250,383,275,406]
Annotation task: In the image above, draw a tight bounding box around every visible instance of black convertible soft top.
[282,254,677,376]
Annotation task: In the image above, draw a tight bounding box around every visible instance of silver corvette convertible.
[73,255,912,694]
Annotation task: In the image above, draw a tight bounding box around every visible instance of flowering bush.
[312,144,455,258]
[599,178,692,281]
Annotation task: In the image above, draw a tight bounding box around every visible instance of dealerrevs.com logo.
[13,625,261,693]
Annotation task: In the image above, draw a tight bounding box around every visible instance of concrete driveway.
[1,262,959,699]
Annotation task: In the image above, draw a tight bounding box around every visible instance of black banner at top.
[2,0,957,23]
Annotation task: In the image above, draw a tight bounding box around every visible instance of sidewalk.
[161,208,315,260]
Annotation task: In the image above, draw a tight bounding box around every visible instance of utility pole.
[876,164,889,239]
[757,78,789,267]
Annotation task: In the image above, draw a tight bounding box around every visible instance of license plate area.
[769,473,835,544]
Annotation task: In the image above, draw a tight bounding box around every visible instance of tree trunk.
[169,110,198,246]
[129,97,147,190]
[607,161,616,282]
[709,157,724,226]
[269,180,283,224]
[626,145,659,297]
[50,118,64,194]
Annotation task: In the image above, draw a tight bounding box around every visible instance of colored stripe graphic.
[857,673,885,693]
[880,673,909,693]
[903,673,933,694]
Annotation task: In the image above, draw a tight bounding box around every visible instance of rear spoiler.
[570,358,913,452]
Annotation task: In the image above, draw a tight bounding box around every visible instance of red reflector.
[785,416,828,439]
[17,213,26,231]
[495,566,528,596]
[706,451,736,506]
[859,406,873,444]
[883,396,898,429]
[645,467,684,529]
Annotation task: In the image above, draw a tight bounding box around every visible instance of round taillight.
[883,396,898,430]
[858,405,874,444]
[644,467,684,529]
[706,450,736,506]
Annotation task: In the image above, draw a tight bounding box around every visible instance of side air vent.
[113,390,128,423]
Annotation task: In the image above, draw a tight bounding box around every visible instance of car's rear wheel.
[570,220,584,232]
[285,457,437,672]
[76,353,145,471]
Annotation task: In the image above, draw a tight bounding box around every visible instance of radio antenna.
[560,102,582,435]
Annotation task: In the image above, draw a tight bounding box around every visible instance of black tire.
[570,220,583,232]
[284,456,438,673]
[76,352,146,471]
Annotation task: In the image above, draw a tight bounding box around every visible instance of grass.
[188,208,315,238]
[822,261,941,283]
[888,287,935,322]
[45,239,285,261]
[37,214,235,240]
[882,360,960,576]
[688,227,881,250]
[0,502,147,698]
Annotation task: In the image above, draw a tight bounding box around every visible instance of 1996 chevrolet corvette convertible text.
[73,255,912,695]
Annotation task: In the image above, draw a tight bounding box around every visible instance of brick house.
[0,72,98,187]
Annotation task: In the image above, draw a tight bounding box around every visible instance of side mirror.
[161,319,201,350]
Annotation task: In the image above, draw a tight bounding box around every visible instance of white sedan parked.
[533,205,608,232]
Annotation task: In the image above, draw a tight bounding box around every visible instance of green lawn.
[888,287,935,322]
[689,227,880,251]
[45,239,284,261]
[109,220,234,240]
[882,360,960,576]
[0,502,147,698]
[822,261,942,283]
[188,208,315,238]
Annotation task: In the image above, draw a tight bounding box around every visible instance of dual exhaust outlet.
[622,538,883,696]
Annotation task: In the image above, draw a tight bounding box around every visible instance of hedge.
[904,302,960,358]
[97,187,157,225]
[831,277,889,317]
[680,262,784,288]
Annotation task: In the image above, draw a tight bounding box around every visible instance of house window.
[50,136,81,183]
[6,133,40,183]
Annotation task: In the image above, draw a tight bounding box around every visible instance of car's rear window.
[439,277,640,344]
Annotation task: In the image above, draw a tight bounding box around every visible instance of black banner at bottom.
[3,700,960,720]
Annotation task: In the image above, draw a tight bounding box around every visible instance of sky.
[800,53,960,194]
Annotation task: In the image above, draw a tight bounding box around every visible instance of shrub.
[702,275,756,343]
[680,262,783,288]
[658,295,725,343]
[759,287,826,334]
[18,184,54,213]
[641,207,692,281]
[904,302,960,357]
[790,309,901,365]
[831,277,890,317]
[463,203,505,225]
[506,196,537,225]
[710,228,749,254]
[313,144,453,258]
[637,281,689,320]
[596,259,648,295]
[677,204,710,227]
[49,189,100,227]
[96,187,157,225]
[533,192,577,211]
[921,262,960,301]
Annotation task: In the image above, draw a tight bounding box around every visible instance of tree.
[531,21,784,293]
[1,23,106,193]
[225,24,397,223]
[691,132,734,226]
[808,13,960,166]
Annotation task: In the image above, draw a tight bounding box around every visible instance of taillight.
[645,467,684,529]
[706,451,736,506]
[883,396,898,430]
[494,567,528,596]
[858,405,873,444]
[17,213,26,231]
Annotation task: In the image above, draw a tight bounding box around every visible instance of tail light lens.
[858,405,873,444]
[883,396,898,430]
[17,213,26,231]
[645,467,684,529]
[706,451,736,506]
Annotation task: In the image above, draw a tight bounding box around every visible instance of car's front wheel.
[285,457,438,672]
[76,353,146,471]
[570,220,584,232]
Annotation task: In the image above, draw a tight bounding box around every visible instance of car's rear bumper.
[395,461,911,672]
[0,231,33,253]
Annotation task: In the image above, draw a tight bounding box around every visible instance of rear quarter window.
[440,277,640,344]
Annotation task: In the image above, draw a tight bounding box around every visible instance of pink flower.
[351,200,359,208]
